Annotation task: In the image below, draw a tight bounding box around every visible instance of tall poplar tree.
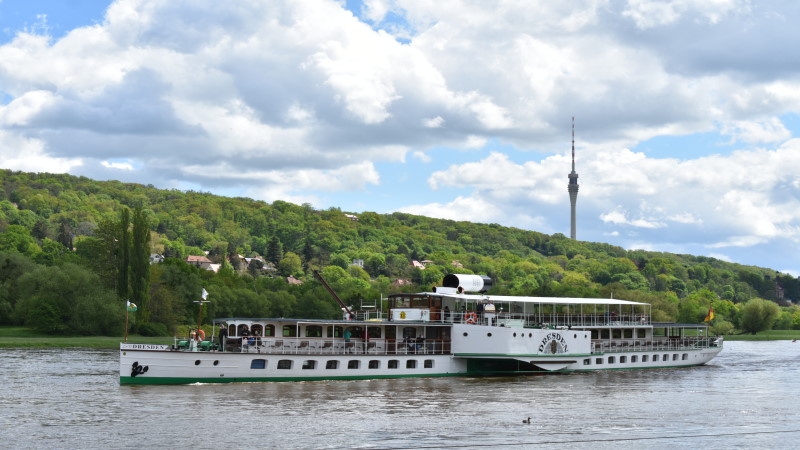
[117,207,130,300]
[130,205,151,322]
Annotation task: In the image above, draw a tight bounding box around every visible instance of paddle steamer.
[120,274,723,384]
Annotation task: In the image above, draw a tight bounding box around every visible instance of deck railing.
[591,337,721,354]
[203,337,451,356]
[419,312,651,327]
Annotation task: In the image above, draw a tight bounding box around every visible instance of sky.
[1,1,800,277]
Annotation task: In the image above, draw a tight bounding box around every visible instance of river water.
[1,341,799,449]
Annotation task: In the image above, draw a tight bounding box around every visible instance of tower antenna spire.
[571,116,576,172]
[567,117,579,240]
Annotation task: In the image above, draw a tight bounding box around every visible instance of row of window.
[248,358,435,370]
[584,353,689,365]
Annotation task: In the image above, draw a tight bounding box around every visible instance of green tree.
[266,236,283,264]
[278,252,303,277]
[131,206,151,322]
[117,207,130,300]
[739,298,781,334]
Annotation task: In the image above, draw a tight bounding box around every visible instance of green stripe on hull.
[454,353,593,357]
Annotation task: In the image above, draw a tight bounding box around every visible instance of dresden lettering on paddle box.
[538,332,568,354]
[121,343,170,351]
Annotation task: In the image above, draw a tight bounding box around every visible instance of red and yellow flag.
[704,307,715,322]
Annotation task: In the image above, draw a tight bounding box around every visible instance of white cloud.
[720,117,791,145]
[0,131,82,172]
[423,116,444,128]
[101,160,134,171]
[1,0,800,272]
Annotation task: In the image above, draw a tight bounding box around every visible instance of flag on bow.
[127,301,138,312]
[704,307,714,322]
[201,288,209,300]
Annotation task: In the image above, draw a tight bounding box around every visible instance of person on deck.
[218,324,228,352]
[484,300,496,326]
[344,328,352,353]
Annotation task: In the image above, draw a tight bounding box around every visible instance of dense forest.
[0,169,797,336]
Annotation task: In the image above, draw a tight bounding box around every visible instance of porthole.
[213,360,219,366]
[574,334,577,339]
[487,333,492,337]
[463,332,469,337]
[194,360,201,366]
[528,333,532,338]
[513,332,517,337]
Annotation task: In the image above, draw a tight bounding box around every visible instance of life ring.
[194,329,205,341]
[464,312,478,324]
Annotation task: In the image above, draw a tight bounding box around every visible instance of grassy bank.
[723,330,800,341]
[0,327,173,349]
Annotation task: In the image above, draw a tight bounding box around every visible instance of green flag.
[127,301,138,312]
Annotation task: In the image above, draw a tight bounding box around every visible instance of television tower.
[567,117,579,240]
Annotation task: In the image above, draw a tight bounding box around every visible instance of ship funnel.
[442,274,493,293]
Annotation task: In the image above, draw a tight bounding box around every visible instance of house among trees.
[186,255,212,270]
[411,260,426,269]
[351,259,364,268]
[287,275,303,285]
[150,254,164,264]
[344,213,358,221]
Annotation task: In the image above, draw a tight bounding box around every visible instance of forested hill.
[1,169,798,335]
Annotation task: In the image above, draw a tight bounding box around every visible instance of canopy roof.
[414,292,648,307]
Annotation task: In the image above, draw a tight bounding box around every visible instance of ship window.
[672,354,679,361]
[637,329,646,338]
[263,325,275,337]
[424,360,434,368]
[367,327,382,339]
[326,326,343,338]
[663,354,669,361]
[403,327,416,338]
[682,354,688,360]
[487,333,492,337]
[608,356,615,364]
[463,332,468,337]
[583,359,591,365]
[348,360,359,369]
[595,358,603,365]
[302,360,316,370]
[368,360,380,369]
[250,359,266,369]
[620,356,627,363]
[213,360,219,366]
[306,326,323,338]
[407,360,417,369]
[642,355,649,362]
[653,355,659,362]
[194,360,201,366]
[282,325,297,337]
[277,360,292,370]
[326,360,339,370]
[513,332,517,337]
[388,360,399,369]
[631,355,638,363]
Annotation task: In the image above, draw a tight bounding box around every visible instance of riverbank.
[1,326,798,348]
[0,327,172,348]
